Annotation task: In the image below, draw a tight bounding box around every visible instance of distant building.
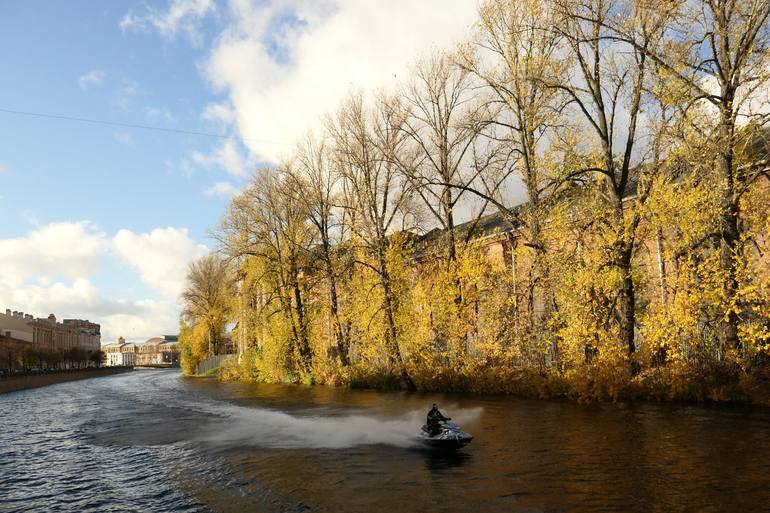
[136,337,162,366]
[0,310,34,342]
[0,308,102,371]
[63,319,101,353]
[103,337,123,366]
[120,341,138,366]
[31,314,80,355]
[0,310,35,370]
[158,335,180,366]
[103,336,137,366]
[104,335,179,368]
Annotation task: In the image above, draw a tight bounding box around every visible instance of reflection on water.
[1,370,769,512]
[419,449,473,472]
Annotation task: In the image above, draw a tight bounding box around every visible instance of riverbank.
[214,357,770,407]
[0,367,133,394]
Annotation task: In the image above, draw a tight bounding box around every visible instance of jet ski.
[417,420,473,449]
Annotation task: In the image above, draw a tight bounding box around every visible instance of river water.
[1,370,769,513]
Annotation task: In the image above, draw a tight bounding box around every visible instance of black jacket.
[427,407,449,424]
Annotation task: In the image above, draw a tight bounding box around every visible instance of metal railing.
[195,353,234,376]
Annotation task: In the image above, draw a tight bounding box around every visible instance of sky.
[0,0,479,344]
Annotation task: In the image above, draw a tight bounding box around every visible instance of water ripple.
[0,372,223,513]
[2,369,770,513]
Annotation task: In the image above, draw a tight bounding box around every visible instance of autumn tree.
[329,93,421,389]
[541,0,675,361]
[180,253,231,372]
[457,0,568,354]
[399,52,493,265]
[218,169,316,375]
[203,0,770,400]
[605,0,770,350]
[289,138,350,365]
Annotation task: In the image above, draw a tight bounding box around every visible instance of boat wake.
[189,401,483,449]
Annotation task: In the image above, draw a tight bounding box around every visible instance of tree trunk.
[619,248,637,357]
[277,274,301,370]
[444,186,457,264]
[527,202,542,334]
[290,258,312,373]
[444,186,463,312]
[323,240,349,365]
[615,202,638,362]
[656,227,667,304]
[717,96,740,350]
[377,246,415,390]
[719,201,740,350]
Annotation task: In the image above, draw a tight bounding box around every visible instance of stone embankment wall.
[0,367,133,394]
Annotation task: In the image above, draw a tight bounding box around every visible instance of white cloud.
[0,163,8,174]
[144,106,177,123]
[78,69,106,90]
[180,157,195,177]
[120,0,216,45]
[0,221,208,342]
[113,227,209,299]
[202,102,236,125]
[0,277,179,343]
[203,0,479,163]
[112,130,135,145]
[192,139,249,177]
[20,209,40,227]
[120,79,144,98]
[98,300,180,343]
[204,181,240,198]
[0,221,107,287]
[116,79,145,110]
[695,67,770,129]
[3,278,133,318]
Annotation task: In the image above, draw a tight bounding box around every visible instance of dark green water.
[1,370,768,512]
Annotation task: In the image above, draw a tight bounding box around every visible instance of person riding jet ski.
[419,404,473,449]
[426,403,451,436]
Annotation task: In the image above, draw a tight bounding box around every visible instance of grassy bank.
[215,355,770,407]
[188,366,221,378]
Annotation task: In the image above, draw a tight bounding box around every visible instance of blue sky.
[0,0,479,343]
[0,0,236,240]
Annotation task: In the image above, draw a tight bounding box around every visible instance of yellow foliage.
[209,149,770,404]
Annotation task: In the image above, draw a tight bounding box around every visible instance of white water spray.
[187,400,483,449]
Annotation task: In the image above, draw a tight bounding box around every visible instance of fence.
[195,353,234,376]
